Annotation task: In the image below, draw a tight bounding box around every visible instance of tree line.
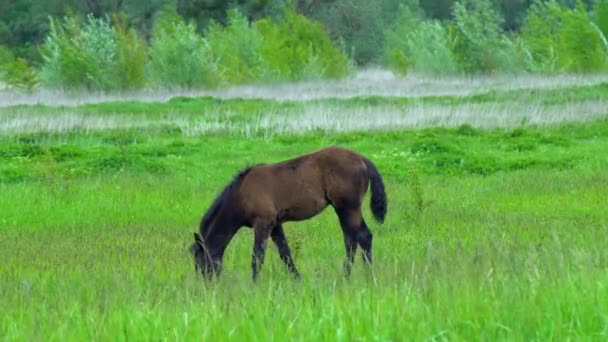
[0,0,607,91]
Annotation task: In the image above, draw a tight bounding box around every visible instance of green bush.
[0,45,39,91]
[383,6,422,75]
[559,1,607,72]
[410,21,459,76]
[310,0,409,66]
[452,0,524,74]
[0,45,12,65]
[521,0,607,73]
[148,6,221,89]
[39,15,120,90]
[113,15,147,90]
[255,5,350,81]
[384,5,459,76]
[594,0,608,40]
[206,9,265,84]
[520,0,562,72]
[0,57,39,91]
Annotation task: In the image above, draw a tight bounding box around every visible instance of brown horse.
[190,146,387,281]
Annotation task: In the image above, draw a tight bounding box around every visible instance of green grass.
[1,85,608,340]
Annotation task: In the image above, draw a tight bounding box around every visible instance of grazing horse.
[190,146,387,281]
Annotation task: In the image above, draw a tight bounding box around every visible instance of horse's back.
[237,146,369,223]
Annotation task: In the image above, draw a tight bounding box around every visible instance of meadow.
[1,73,608,341]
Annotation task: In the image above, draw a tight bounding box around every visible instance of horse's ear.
[194,232,203,245]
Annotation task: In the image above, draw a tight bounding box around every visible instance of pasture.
[1,73,608,340]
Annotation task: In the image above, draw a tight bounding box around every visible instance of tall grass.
[1,139,607,340]
[2,82,607,137]
[1,80,608,339]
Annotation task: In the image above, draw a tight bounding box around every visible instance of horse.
[189,146,387,281]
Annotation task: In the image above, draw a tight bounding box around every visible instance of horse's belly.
[280,199,327,222]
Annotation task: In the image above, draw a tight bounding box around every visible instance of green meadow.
[1,80,608,341]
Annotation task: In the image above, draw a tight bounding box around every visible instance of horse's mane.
[199,165,255,238]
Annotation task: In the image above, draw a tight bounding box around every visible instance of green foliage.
[558,1,607,72]
[113,15,147,90]
[206,9,265,84]
[382,6,422,75]
[384,6,459,76]
[408,21,458,76]
[0,58,39,91]
[452,0,524,73]
[148,6,221,89]
[39,15,121,90]
[596,0,608,40]
[310,0,411,65]
[520,1,563,72]
[0,45,13,65]
[16,0,608,90]
[521,0,607,73]
[256,5,350,80]
[0,52,39,91]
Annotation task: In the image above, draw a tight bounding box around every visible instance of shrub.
[0,57,39,91]
[148,6,221,89]
[452,0,524,74]
[0,45,12,65]
[521,0,607,73]
[383,6,422,75]
[520,0,562,72]
[39,15,120,90]
[405,20,459,75]
[1,45,38,91]
[384,5,459,76]
[113,15,146,90]
[559,1,607,72]
[255,5,350,81]
[596,0,608,41]
[310,0,408,66]
[206,9,265,84]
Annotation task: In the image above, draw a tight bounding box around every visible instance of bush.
[384,6,459,76]
[407,20,459,76]
[383,6,422,75]
[521,0,607,73]
[148,6,221,89]
[519,1,562,72]
[310,0,408,66]
[255,5,350,81]
[39,15,120,90]
[596,0,608,40]
[0,45,12,66]
[452,0,524,73]
[559,1,607,72]
[113,15,147,90]
[206,9,265,84]
[0,57,39,91]
[1,45,38,91]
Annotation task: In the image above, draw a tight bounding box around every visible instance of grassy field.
[1,75,608,340]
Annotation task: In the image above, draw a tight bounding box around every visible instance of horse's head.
[190,233,221,278]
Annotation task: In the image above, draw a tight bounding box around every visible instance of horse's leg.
[252,221,273,282]
[336,207,361,278]
[271,224,300,279]
[357,218,373,265]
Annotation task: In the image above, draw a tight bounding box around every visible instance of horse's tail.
[364,158,387,223]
